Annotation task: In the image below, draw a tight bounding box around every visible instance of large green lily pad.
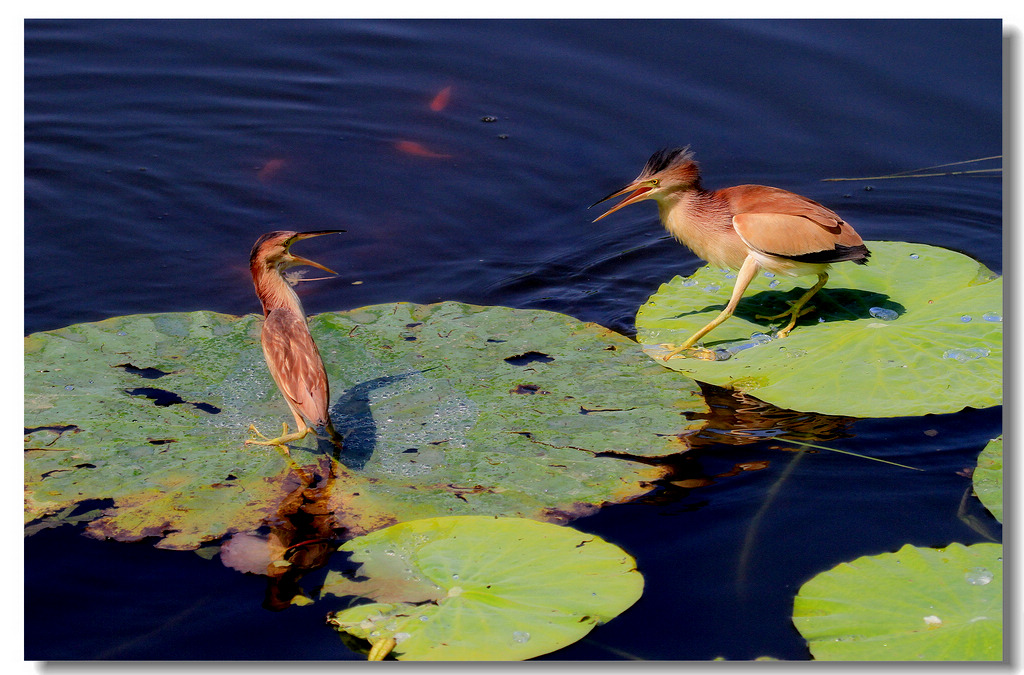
[25,302,706,549]
[324,515,643,660]
[973,436,1002,523]
[636,241,1002,417]
[793,542,1003,660]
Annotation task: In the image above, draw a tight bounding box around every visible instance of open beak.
[287,230,345,275]
[290,255,337,275]
[590,183,654,222]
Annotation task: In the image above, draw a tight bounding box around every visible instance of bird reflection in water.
[623,382,857,505]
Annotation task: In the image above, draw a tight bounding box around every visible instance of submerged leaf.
[25,302,706,548]
[325,516,643,660]
[636,241,1002,417]
[972,436,1002,523]
[793,542,1003,660]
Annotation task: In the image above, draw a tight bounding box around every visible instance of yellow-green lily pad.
[324,515,643,660]
[636,241,1002,417]
[793,542,1002,660]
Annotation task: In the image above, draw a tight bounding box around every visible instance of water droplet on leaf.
[942,347,990,362]
[869,307,898,321]
[965,567,993,585]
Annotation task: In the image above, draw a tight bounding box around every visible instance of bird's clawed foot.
[756,303,816,339]
[246,423,319,478]
[246,422,284,445]
[755,301,816,322]
[245,423,314,451]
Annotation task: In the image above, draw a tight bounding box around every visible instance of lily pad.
[25,302,706,549]
[636,241,1002,417]
[973,436,1002,523]
[324,515,643,660]
[793,542,1003,660]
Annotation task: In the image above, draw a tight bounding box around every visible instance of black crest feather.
[641,147,695,178]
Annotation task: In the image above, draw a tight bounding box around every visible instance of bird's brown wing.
[260,307,330,427]
[727,185,866,263]
[732,212,841,256]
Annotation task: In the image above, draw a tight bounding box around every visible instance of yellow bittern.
[245,230,345,453]
[592,147,869,358]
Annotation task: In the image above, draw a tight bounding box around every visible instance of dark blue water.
[24,19,1002,661]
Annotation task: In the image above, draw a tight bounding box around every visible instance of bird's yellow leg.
[662,256,760,360]
[756,272,828,338]
[245,422,314,449]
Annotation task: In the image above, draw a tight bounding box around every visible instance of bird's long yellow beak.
[590,183,654,222]
[286,230,344,275]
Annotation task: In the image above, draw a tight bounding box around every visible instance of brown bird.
[245,230,345,453]
[593,147,869,358]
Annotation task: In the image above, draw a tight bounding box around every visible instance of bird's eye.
[650,179,660,186]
